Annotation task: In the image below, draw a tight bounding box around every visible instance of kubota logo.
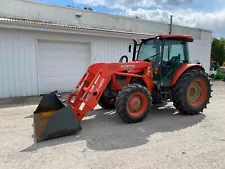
[96,79,105,92]
[121,65,135,69]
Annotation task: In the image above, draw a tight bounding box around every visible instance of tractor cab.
[130,35,193,87]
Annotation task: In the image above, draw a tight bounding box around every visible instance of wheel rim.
[187,79,207,107]
[127,92,147,117]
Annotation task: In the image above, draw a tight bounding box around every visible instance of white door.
[38,40,90,94]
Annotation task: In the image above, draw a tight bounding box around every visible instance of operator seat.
[161,54,181,80]
[167,54,181,67]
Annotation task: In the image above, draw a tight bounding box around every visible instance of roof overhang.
[0,17,154,40]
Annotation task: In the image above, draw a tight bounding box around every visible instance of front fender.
[170,63,205,86]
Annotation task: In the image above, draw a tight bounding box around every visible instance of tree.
[211,38,225,65]
[84,7,93,11]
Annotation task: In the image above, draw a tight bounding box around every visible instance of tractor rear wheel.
[172,69,212,115]
[115,84,152,123]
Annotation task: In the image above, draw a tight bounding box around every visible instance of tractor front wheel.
[115,84,152,123]
[172,69,212,115]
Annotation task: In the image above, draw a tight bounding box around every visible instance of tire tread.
[171,68,212,115]
[115,84,152,123]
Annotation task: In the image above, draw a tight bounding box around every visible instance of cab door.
[160,39,188,87]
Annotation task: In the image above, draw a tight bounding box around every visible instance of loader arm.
[67,61,153,121]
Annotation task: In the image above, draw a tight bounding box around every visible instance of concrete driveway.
[0,81,225,169]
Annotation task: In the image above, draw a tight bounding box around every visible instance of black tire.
[115,84,152,123]
[171,68,212,115]
[98,95,115,109]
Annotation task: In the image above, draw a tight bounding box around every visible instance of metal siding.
[0,29,132,98]
[0,29,38,98]
[0,28,211,99]
[92,38,132,63]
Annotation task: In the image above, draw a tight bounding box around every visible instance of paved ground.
[0,80,225,169]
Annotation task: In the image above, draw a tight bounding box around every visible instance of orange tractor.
[33,34,212,142]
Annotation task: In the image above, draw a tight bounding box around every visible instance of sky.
[34,0,225,37]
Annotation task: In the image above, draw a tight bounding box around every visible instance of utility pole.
[169,15,173,34]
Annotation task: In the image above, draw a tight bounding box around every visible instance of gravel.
[0,80,225,169]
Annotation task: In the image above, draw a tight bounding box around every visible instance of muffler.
[33,91,81,142]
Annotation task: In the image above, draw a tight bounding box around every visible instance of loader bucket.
[33,91,81,142]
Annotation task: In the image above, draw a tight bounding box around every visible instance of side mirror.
[129,44,132,53]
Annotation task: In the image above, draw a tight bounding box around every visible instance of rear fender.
[170,63,205,86]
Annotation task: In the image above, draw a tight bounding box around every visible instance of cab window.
[162,40,185,63]
[138,39,162,62]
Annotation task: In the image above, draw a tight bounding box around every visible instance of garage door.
[38,40,90,94]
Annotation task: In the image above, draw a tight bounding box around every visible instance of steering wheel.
[119,55,128,63]
[144,53,161,62]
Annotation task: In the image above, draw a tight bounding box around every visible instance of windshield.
[138,39,162,62]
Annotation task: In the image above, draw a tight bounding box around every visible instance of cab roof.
[142,34,194,42]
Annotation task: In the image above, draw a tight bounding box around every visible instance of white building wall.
[92,37,131,62]
[0,28,132,98]
[189,31,212,73]
[0,29,38,98]
[0,27,212,99]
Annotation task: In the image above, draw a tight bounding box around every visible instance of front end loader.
[33,61,154,142]
[33,34,212,142]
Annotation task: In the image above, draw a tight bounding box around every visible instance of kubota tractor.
[33,34,212,142]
